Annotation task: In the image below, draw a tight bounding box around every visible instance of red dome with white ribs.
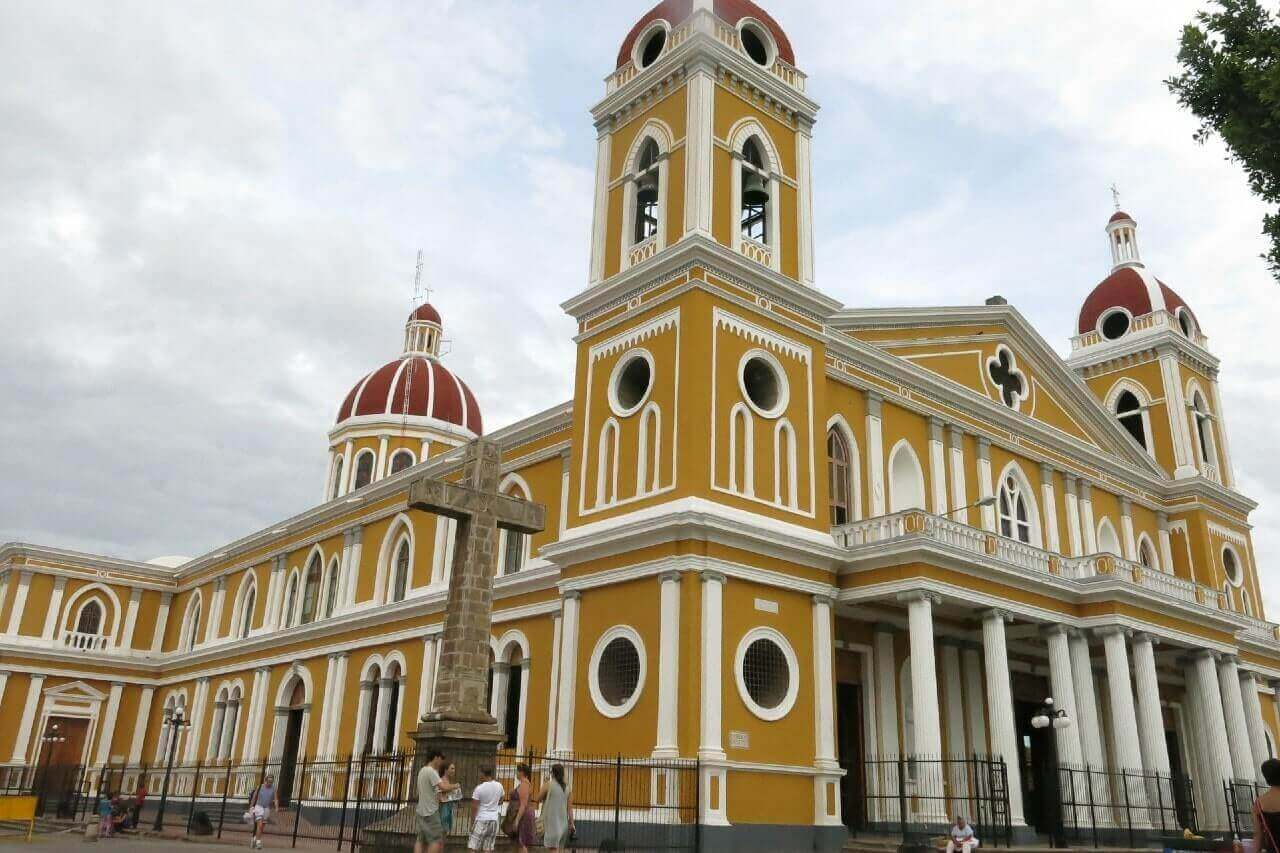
[1077,267,1197,335]
[616,0,795,69]
[1109,210,1134,224]
[409,302,441,325]
[337,356,482,434]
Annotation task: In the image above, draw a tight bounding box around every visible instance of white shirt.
[951,824,975,841]
[473,779,504,822]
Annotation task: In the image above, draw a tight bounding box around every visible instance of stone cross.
[409,438,545,725]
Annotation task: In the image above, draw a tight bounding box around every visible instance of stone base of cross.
[407,438,545,777]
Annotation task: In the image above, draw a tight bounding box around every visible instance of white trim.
[587,624,647,719]
[608,348,656,418]
[1222,543,1245,587]
[1105,377,1156,459]
[735,16,779,68]
[374,513,416,604]
[1097,306,1134,341]
[887,439,926,513]
[773,418,798,508]
[1096,517,1121,557]
[733,625,799,722]
[738,348,790,419]
[825,415,862,523]
[993,460,1043,548]
[985,343,1028,412]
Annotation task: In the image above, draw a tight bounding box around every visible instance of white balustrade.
[739,237,772,266]
[62,630,110,651]
[628,237,658,267]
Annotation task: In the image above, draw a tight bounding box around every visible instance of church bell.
[637,170,659,205]
[742,170,769,206]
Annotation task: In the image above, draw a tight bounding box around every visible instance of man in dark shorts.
[415,750,456,853]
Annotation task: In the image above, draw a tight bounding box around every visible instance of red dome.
[337,356,482,435]
[409,303,441,325]
[1109,211,1134,224]
[1077,267,1198,335]
[616,0,795,69]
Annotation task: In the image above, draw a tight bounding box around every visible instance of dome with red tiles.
[1077,267,1197,335]
[617,0,795,70]
[335,305,482,435]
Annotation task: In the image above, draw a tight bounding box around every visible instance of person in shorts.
[415,750,447,853]
[249,775,279,850]
[467,765,504,852]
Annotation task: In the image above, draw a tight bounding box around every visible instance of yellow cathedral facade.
[3,1,1279,850]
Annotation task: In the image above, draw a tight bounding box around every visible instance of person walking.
[510,763,536,853]
[414,751,448,853]
[97,790,114,838]
[535,763,575,852]
[467,765,504,852]
[1253,758,1280,852]
[248,774,279,850]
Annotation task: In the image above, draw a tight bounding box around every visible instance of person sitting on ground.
[467,765,504,852]
[946,815,978,853]
[1253,758,1280,852]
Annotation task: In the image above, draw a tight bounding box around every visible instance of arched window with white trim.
[352,450,376,491]
[1190,390,1219,477]
[1137,536,1158,571]
[636,403,661,496]
[621,124,671,269]
[181,594,203,652]
[75,600,103,636]
[498,476,531,576]
[888,441,925,513]
[330,457,344,500]
[634,138,660,245]
[300,553,322,625]
[774,418,797,508]
[233,574,257,640]
[1097,518,1121,557]
[391,538,411,603]
[282,572,299,628]
[730,123,781,270]
[997,472,1033,544]
[1114,389,1148,451]
[597,419,619,506]
[359,664,381,756]
[388,449,415,476]
[322,557,340,619]
[730,403,754,496]
[827,427,852,526]
[381,660,403,754]
[740,137,769,246]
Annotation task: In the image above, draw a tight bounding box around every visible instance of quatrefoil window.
[987,345,1027,410]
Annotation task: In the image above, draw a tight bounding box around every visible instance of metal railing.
[1050,764,1196,848]
[853,755,1012,848]
[1225,778,1264,839]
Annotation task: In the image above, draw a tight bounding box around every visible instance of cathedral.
[1,1,1277,850]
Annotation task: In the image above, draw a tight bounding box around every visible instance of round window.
[1177,308,1195,338]
[640,28,666,68]
[1100,310,1130,341]
[734,628,799,721]
[589,627,646,718]
[740,23,771,66]
[739,350,788,417]
[609,349,654,417]
[1223,547,1243,586]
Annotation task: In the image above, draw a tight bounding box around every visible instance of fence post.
[186,758,202,836]
[897,755,908,844]
[1121,768,1134,848]
[1085,765,1098,849]
[217,760,233,839]
[1156,771,1167,833]
[336,755,352,852]
[351,752,368,852]
[613,754,623,847]
[292,754,308,848]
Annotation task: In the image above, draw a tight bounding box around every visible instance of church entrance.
[836,681,866,831]
[1015,699,1058,837]
[277,680,306,808]
[35,716,89,818]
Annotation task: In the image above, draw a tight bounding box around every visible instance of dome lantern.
[404,302,444,358]
[1106,210,1142,271]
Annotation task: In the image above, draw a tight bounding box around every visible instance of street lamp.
[943,495,997,519]
[35,724,66,816]
[152,707,190,831]
[1032,697,1072,848]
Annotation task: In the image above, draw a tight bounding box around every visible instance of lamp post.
[1031,697,1073,848]
[35,723,66,816]
[943,494,997,520]
[152,707,190,832]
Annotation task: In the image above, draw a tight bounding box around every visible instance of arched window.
[740,137,769,245]
[183,596,202,651]
[389,450,414,475]
[382,662,403,753]
[360,667,380,756]
[636,403,661,496]
[1115,390,1147,450]
[774,419,797,508]
[1191,392,1218,472]
[1137,538,1157,571]
[282,573,299,628]
[352,451,375,491]
[238,583,256,639]
[730,404,753,496]
[597,420,619,506]
[997,475,1032,544]
[633,138,660,245]
[1097,519,1121,557]
[300,554,322,624]
[888,442,925,513]
[391,539,410,603]
[323,558,340,618]
[75,600,103,636]
[330,457,344,499]
[828,428,852,526]
[503,651,524,749]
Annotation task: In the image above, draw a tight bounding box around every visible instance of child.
[98,791,115,837]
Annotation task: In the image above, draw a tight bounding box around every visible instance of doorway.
[837,682,866,831]
[277,710,304,808]
[1166,728,1194,830]
[1015,699,1058,837]
[36,716,89,818]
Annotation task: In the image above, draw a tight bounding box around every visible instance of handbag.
[535,815,545,837]
[501,803,520,838]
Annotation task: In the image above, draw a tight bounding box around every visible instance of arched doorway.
[278,679,306,807]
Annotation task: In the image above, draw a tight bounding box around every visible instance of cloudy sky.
[3,1,1277,607]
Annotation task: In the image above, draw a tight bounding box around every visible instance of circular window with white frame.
[737,19,776,67]
[738,349,789,418]
[1222,545,1244,587]
[1099,308,1132,341]
[633,20,670,70]
[734,626,799,721]
[588,625,646,718]
[608,348,655,417]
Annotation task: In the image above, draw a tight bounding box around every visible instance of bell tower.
[585,0,819,289]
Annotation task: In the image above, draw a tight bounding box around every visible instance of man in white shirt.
[946,815,978,853]
[468,766,505,852]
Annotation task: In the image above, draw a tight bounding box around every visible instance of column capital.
[1062,472,1078,488]
[658,570,682,585]
[1093,625,1130,639]
[110,680,126,689]
[872,622,900,635]
[213,699,227,709]
[1040,462,1054,480]
[980,608,1013,624]
[1041,623,1075,639]
[977,436,991,456]
[378,677,397,687]
[812,592,836,608]
[1131,631,1159,646]
[196,675,211,685]
[359,679,376,690]
[948,424,965,445]
[1186,648,1219,663]
[255,666,271,674]
[563,589,582,602]
[897,591,941,606]
[701,570,728,586]
[1239,669,1260,685]
[1218,653,1240,666]
[929,416,945,440]
[1120,497,1133,515]
[865,390,883,417]
[1157,511,1170,528]
[1079,481,1093,500]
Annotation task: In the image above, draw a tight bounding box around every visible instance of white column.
[322,450,337,502]
[982,610,1025,826]
[655,571,682,758]
[1062,475,1083,557]
[928,417,948,515]
[11,674,46,763]
[1218,655,1255,781]
[588,129,611,283]
[184,677,210,762]
[119,588,143,650]
[961,646,988,756]
[1130,633,1171,773]
[242,668,271,761]
[1079,482,1098,553]
[41,576,68,640]
[940,641,969,806]
[352,681,373,757]
[546,614,562,752]
[902,593,943,760]
[976,438,996,531]
[1189,651,1236,823]
[489,664,510,741]
[5,571,31,635]
[1160,350,1199,479]
[94,682,125,765]
[683,63,715,237]
[205,577,227,644]
[266,557,286,628]
[151,592,172,653]
[344,528,364,607]
[796,118,816,286]
[316,655,338,756]
[874,627,899,756]
[128,686,154,764]
[812,594,837,769]
[948,427,969,524]
[1068,632,1106,769]
[339,439,355,495]
[1040,464,1061,553]
[1120,499,1138,561]
[1044,626,1084,767]
[417,636,438,722]
[699,573,726,760]
[267,708,288,760]
[375,434,389,480]
[1157,513,1176,574]
[866,392,886,516]
[323,654,348,756]
[1209,379,1236,487]
[205,700,227,760]
[554,591,581,755]
[1241,671,1270,782]
[1099,628,1143,770]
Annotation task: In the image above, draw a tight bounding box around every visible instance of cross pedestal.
[409,438,545,773]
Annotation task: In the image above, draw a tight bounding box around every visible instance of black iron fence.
[856,755,1013,848]
[6,746,700,850]
[1225,778,1264,839]
[1049,764,1197,848]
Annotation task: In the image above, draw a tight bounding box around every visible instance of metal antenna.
[1110,183,1122,212]
[400,250,426,440]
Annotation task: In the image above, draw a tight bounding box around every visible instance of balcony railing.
[835,510,1236,614]
[62,630,110,651]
